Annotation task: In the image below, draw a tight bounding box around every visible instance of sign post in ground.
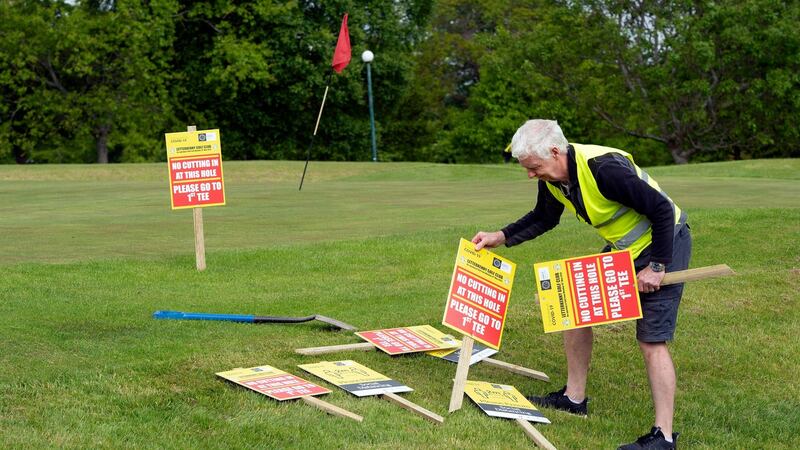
[442,238,517,412]
[164,126,226,271]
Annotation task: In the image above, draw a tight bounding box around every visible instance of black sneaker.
[617,427,679,450]
[526,386,588,416]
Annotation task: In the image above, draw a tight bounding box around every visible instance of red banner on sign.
[243,374,330,401]
[443,268,509,348]
[168,154,225,208]
[565,251,639,327]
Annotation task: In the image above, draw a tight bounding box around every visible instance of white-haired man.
[472,119,692,450]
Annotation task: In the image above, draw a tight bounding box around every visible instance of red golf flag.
[331,14,351,73]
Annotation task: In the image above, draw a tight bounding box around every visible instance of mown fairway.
[1,159,798,449]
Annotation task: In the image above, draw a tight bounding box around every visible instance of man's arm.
[472,180,563,250]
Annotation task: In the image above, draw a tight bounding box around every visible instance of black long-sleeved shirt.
[501,145,676,264]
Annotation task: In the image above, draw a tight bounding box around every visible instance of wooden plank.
[482,358,550,382]
[295,342,376,356]
[516,419,557,450]
[186,125,206,272]
[381,392,444,425]
[448,336,474,413]
[663,264,734,285]
[193,207,206,271]
[300,395,363,422]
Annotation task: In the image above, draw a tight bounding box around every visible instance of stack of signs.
[427,339,498,365]
[442,238,516,350]
[298,360,412,397]
[355,325,459,355]
[464,380,550,424]
[534,249,641,332]
[216,365,330,400]
[164,129,226,209]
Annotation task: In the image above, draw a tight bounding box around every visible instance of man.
[472,120,691,450]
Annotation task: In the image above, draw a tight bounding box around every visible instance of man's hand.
[637,266,666,293]
[471,231,506,251]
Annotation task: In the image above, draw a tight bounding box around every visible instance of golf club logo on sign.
[534,250,641,333]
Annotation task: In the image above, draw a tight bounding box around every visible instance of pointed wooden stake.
[301,395,363,422]
[516,419,557,449]
[381,392,444,424]
[448,336,474,413]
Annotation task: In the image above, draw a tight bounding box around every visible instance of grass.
[0,158,798,449]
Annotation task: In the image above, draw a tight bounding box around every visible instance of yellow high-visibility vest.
[546,144,683,258]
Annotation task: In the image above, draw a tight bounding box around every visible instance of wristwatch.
[649,262,666,272]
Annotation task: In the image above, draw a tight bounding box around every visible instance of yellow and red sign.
[464,380,550,423]
[164,129,226,209]
[442,238,516,350]
[356,325,459,355]
[299,360,413,397]
[534,249,641,333]
[216,365,330,401]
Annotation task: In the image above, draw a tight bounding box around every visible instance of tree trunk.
[668,143,690,164]
[96,124,110,163]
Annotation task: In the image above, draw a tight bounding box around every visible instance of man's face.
[518,149,566,182]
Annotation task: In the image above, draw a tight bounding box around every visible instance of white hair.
[510,119,568,159]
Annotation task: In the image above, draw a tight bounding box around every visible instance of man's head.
[510,119,569,182]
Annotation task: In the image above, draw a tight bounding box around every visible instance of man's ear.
[551,147,560,159]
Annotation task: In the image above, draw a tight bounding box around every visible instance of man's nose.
[527,169,536,178]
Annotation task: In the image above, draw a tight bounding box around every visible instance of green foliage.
[0,0,797,163]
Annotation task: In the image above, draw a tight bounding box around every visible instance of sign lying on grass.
[442,238,516,349]
[299,360,413,397]
[355,325,459,355]
[464,380,550,424]
[427,339,497,365]
[216,365,330,401]
[534,249,641,333]
[164,129,226,209]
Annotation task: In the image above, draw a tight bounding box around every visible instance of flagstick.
[299,72,334,191]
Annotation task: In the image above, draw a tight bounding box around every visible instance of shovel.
[153,310,357,331]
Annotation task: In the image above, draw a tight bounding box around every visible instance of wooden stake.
[300,395,363,422]
[482,358,550,382]
[381,392,444,424]
[516,419,557,449]
[294,343,550,383]
[448,336,474,413]
[663,264,735,285]
[295,342,376,356]
[186,125,206,272]
[193,207,206,271]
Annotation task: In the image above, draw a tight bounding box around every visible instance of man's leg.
[564,327,593,401]
[640,340,675,438]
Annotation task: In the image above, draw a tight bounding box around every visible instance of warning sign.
[534,249,641,333]
[356,325,459,355]
[164,129,226,209]
[216,365,330,401]
[464,380,550,423]
[442,238,516,349]
[299,360,413,397]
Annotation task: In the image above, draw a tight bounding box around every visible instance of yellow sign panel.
[464,380,550,423]
[164,129,225,209]
[534,250,641,333]
[356,325,459,355]
[298,360,413,397]
[442,238,516,349]
[216,365,330,401]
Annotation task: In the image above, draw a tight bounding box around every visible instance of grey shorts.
[633,223,692,342]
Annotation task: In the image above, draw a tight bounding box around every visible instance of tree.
[0,0,178,163]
